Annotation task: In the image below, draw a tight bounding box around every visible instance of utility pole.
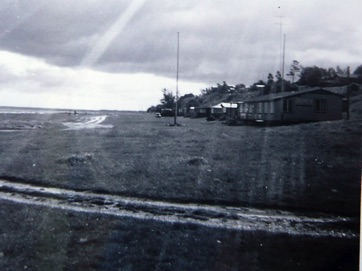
[347,66,350,120]
[174,32,180,126]
[281,34,286,92]
[276,16,284,73]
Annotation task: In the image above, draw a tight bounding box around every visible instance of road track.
[0,179,357,238]
[62,115,113,130]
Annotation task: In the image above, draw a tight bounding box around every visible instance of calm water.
[0,106,70,114]
[0,106,120,115]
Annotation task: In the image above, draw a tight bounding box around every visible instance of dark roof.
[241,88,343,103]
[196,103,214,109]
[196,102,237,109]
[334,73,359,79]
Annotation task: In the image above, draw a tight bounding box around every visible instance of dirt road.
[0,178,356,238]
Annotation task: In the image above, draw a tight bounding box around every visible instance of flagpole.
[281,34,286,92]
[174,32,179,125]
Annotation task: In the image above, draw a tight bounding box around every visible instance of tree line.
[251,61,362,95]
[147,62,362,113]
[147,89,200,114]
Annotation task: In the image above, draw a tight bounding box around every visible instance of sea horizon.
[0,106,143,114]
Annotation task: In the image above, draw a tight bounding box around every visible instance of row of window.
[239,98,327,114]
[239,102,275,114]
[283,98,327,113]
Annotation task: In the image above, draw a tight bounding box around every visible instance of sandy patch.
[0,121,42,132]
[62,115,113,130]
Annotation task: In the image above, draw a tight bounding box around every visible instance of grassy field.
[0,96,360,270]
[0,110,360,215]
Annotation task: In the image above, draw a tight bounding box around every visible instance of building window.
[315,98,327,112]
[249,104,255,113]
[270,102,274,113]
[240,103,245,113]
[283,99,293,113]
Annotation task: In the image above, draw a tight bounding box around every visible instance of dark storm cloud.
[0,0,360,86]
[0,1,131,65]
[88,0,280,84]
[0,0,273,84]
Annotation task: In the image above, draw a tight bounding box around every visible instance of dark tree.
[179,93,195,99]
[186,99,200,109]
[235,84,246,93]
[336,65,344,74]
[287,60,301,83]
[327,67,336,77]
[147,104,163,113]
[160,89,175,109]
[216,81,230,94]
[147,106,156,113]
[353,65,362,75]
[264,73,274,94]
[298,66,327,86]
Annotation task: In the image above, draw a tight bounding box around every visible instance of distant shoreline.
[0,106,144,114]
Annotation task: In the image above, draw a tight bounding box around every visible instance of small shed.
[194,105,212,118]
[183,106,196,118]
[211,103,238,117]
[194,103,238,118]
[210,103,224,117]
[220,102,238,117]
[237,88,343,123]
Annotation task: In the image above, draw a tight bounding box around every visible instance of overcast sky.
[0,0,361,111]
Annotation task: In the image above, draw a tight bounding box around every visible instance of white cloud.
[0,50,206,110]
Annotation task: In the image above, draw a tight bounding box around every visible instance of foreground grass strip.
[0,179,357,238]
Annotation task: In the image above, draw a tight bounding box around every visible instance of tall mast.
[277,16,284,73]
[347,66,350,120]
[281,34,286,92]
[174,32,180,125]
